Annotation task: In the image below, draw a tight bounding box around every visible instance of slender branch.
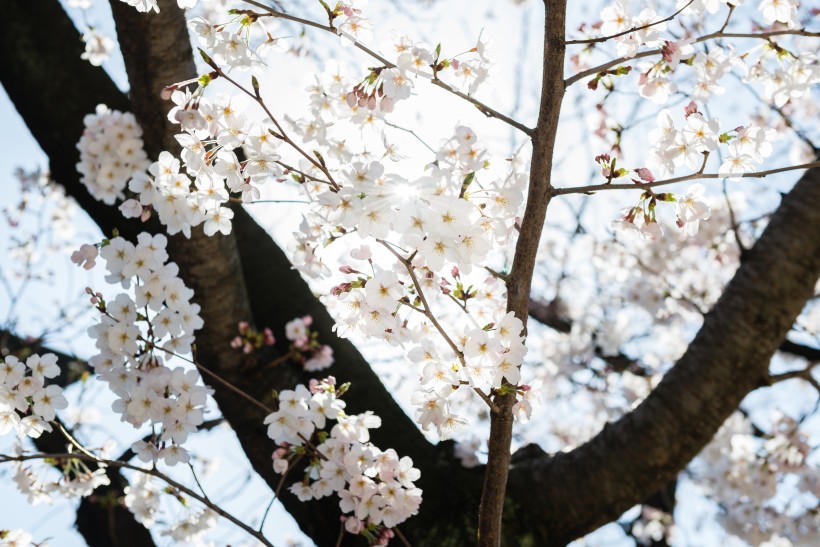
[763,365,820,392]
[143,339,274,413]
[394,526,413,547]
[239,0,533,135]
[565,27,820,87]
[189,462,211,503]
[553,161,820,196]
[258,453,303,533]
[0,452,276,547]
[378,240,501,414]
[565,1,694,45]
[478,1,567,545]
[211,66,340,190]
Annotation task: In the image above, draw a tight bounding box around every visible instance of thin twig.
[258,453,303,532]
[0,452,276,547]
[565,1,694,45]
[553,161,820,196]
[239,0,533,135]
[565,27,820,87]
[378,240,501,414]
[394,526,413,547]
[188,462,211,503]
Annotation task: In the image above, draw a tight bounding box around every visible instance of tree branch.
[478,1,566,545]
[240,0,533,135]
[565,27,820,87]
[554,161,820,196]
[506,164,820,545]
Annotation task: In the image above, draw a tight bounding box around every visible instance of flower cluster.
[0,353,68,439]
[124,471,217,542]
[599,2,667,58]
[285,316,335,372]
[265,377,422,538]
[230,320,276,354]
[695,412,819,545]
[118,0,197,14]
[81,232,210,466]
[647,101,774,180]
[76,105,151,206]
[14,459,110,505]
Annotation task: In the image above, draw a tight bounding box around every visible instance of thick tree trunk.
[506,165,820,545]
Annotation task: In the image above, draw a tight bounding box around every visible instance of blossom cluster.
[599,2,668,58]
[14,458,110,506]
[265,377,422,538]
[695,412,819,545]
[284,316,335,372]
[76,105,151,206]
[119,0,198,14]
[124,472,217,541]
[648,101,775,180]
[586,1,818,109]
[0,354,68,439]
[81,232,210,466]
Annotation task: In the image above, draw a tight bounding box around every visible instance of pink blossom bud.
[243,342,253,354]
[451,266,460,278]
[230,336,243,349]
[358,95,367,108]
[238,321,250,334]
[634,167,655,182]
[684,101,698,118]
[263,328,275,346]
[339,265,357,274]
[302,315,313,326]
[452,59,460,70]
[367,95,377,110]
[520,384,531,392]
[344,517,364,534]
[346,91,357,108]
[161,85,177,100]
[380,96,395,113]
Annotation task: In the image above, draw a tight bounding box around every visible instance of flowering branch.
[565,0,694,45]
[553,161,820,196]
[207,64,340,190]
[238,0,533,135]
[0,452,276,547]
[377,240,500,414]
[565,27,820,87]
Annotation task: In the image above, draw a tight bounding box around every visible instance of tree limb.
[507,164,820,545]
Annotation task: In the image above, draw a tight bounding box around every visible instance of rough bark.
[506,165,820,545]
